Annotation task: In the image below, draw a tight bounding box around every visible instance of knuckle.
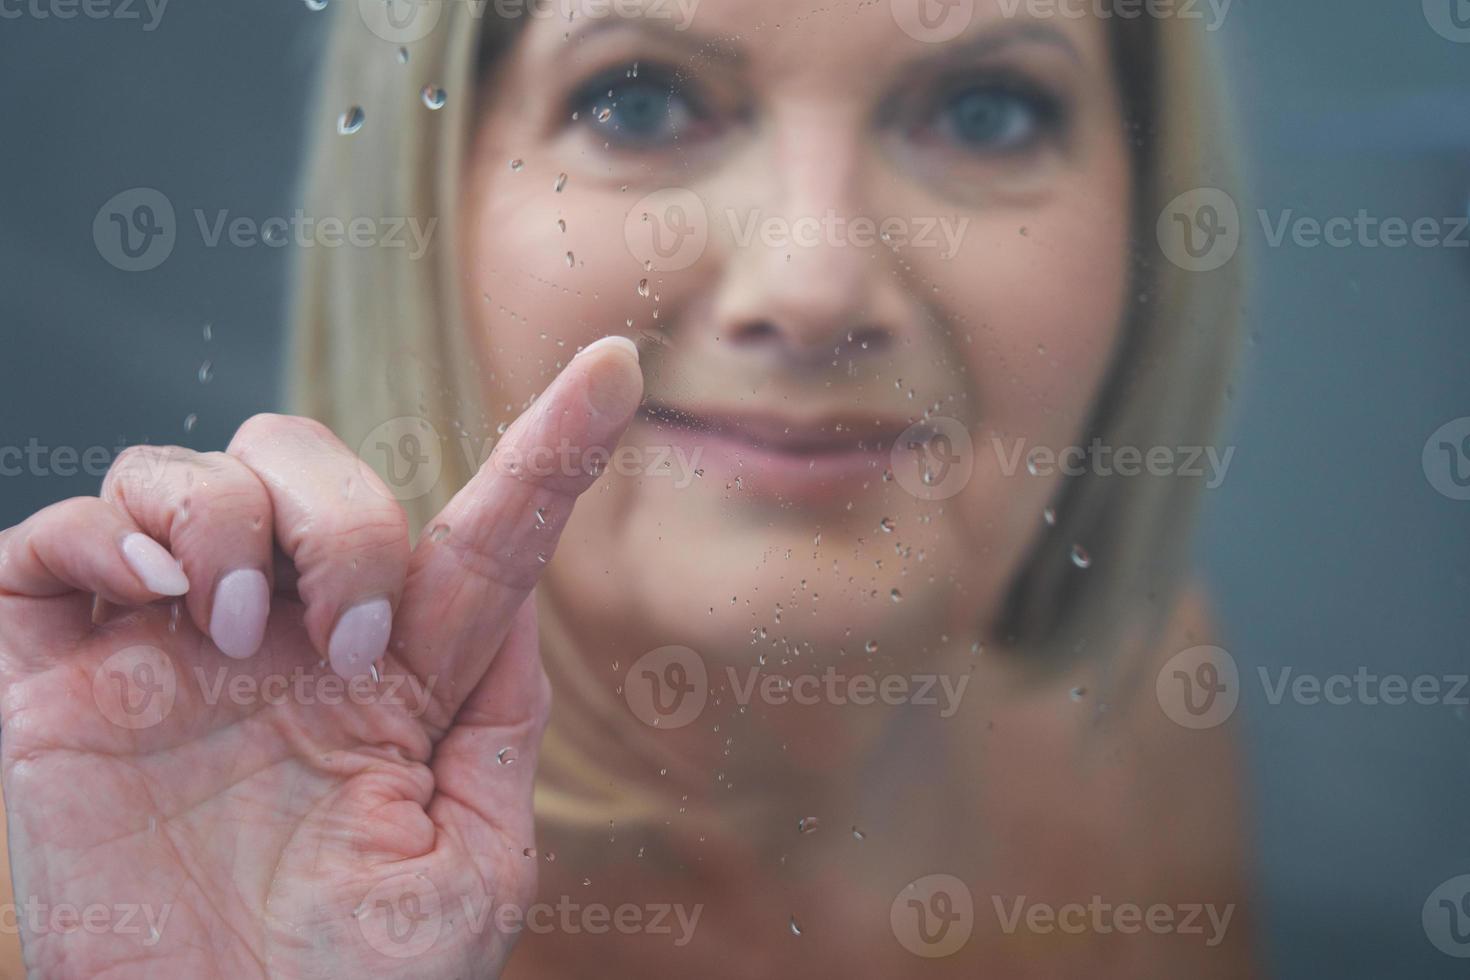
[229,413,335,456]
[103,445,188,499]
[299,501,410,565]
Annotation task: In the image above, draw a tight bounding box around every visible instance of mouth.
[636,401,912,501]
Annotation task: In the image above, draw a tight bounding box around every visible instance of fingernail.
[328,597,393,679]
[120,533,190,596]
[580,337,643,419]
[210,569,270,659]
[574,334,640,363]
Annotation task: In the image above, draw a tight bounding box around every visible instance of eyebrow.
[560,15,746,67]
[904,22,1085,73]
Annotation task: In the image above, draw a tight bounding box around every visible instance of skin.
[0,1,1256,977]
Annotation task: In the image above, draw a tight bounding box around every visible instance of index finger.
[392,335,643,728]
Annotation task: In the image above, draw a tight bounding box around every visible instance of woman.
[0,0,1255,975]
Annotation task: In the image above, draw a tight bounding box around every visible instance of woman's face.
[462,0,1132,663]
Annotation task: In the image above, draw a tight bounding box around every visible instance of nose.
[702,113,916,370]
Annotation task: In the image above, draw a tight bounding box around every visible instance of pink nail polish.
[210,569,270,659]
[328,597,393,678]
[120,533,190,596]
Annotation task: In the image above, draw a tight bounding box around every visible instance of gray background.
[1,1,1468,976]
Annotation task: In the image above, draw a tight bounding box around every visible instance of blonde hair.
[291,3,1242,821]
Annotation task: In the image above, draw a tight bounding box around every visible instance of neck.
[533,592,983,859]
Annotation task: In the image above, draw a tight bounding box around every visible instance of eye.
[930,81,1061,153]
[570,66,706,149]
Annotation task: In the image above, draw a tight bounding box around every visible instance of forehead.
[508,0,1115,83]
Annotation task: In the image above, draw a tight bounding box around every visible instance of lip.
[636,401,911,502]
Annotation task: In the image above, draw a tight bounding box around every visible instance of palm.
[1,585,542,979]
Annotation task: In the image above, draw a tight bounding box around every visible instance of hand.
[0,338,643,978]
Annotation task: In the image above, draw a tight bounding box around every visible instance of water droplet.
[536,552,548,564]
[851,826,865,840]
[554,172,568,192]
[497,746,518,765]
[889,588,902,603]
[510,158,524,172]
[798,816,820,834]
[1070,686,1087,702]
[565,251,575,268]
[1070,545,1091,569]
[397,46,409,64]
[201,322,212,341]
[1026,450,1044,476]
[544,851,556,862]
[420,85,447,110]
[304,0,326,9]
[1043,507,1057,526]
[637,279,650,298]
[337,106,365,135]
[789,916,802,936]
[864,640,879,654]
[429,524,450,543]
[534,507,548,526]
[557,218,567,233]
[522,847,537,858]
[197,360,214,384]
[596,106,612,122]
[369,662,380,684]
[183,413,198,433]
[878,517,895,533]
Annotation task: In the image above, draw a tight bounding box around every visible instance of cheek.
[463,173,658,407]
[923,185,1132,440]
